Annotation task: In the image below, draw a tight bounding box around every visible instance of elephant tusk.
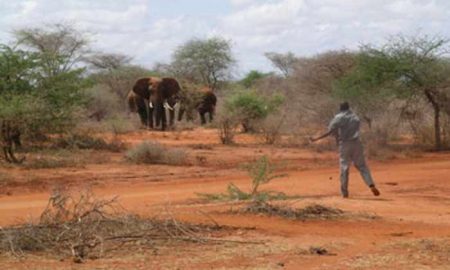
[149,101,154,108]
[164,101,174,111]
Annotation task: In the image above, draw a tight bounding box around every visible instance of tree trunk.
[425,90,442,151]
[433,105,441,150]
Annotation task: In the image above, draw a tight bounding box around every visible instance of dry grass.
[0,189,231,263]
[23,149,111,169]
[346,238,450,269]
[240,202,345,220]
[238,201,378,221]
[53,133,126,152]
[125,141,187,165]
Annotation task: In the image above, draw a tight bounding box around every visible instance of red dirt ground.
[0,128,449,269]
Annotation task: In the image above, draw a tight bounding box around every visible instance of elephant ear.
[132,78,151,99]
[160,77,181,99]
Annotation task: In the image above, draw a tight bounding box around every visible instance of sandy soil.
[0,128,449,269]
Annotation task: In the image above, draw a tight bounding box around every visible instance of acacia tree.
[0,43,88,164]
[85,52,132,71]
[171,37,235,90]
[14,23,89,77]
[336,35,450,150]
[265,51,297,78]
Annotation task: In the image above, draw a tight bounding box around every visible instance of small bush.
[243,156,286,197]
[125,141,187,165]
[225,90,284,133]
[197,156,290,202]
[258,114,285,144]
[218,116,236,145]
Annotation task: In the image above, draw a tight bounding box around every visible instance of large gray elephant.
[128,77,181,130]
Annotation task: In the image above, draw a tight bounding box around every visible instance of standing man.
[310,102,380,198]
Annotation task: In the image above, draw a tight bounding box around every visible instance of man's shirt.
[328,110,360,142]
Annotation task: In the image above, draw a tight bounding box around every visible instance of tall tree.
[85,52,132,71]
[171,37,235,90]
[336,35,450,150]
[14,23,89,77]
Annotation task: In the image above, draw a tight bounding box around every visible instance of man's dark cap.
[340,102,350,111]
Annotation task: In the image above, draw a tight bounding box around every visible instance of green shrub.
[0,45,88,142]
[243,156,286,197]
[197,156,290,202]
[224,90,284,132]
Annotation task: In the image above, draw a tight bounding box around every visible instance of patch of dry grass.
[125,141,187,165]
[345,238,450,269]
[0,189,229,263]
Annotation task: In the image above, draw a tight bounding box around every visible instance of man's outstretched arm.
[310,129,335,142]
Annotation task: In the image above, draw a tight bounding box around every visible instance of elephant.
[178,87,217,125]
[129,77,181,130]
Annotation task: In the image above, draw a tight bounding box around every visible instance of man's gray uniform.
[328,110,375,197]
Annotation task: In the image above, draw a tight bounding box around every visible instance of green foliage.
[243,156,287,196]
[335,35,450,150]
[171,37,235,89]
[0,45,39,94]
[240,70,271,88]
[0,42,88,140]
[225,89,284,132]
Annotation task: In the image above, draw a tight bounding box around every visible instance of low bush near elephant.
[125,141,187,165]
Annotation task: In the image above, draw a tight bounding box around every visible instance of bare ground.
[0,128,449,269]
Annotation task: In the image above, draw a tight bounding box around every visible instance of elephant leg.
[155,103,166,130]
[7,146,22,164]
[137,105,148,127]
[161,106,167,131]
[178,108,185,122]
[3,147,11,163]
[169,110,175,126]
[148,107,154,129]
[209,111,214,122]
[200,112,206,125]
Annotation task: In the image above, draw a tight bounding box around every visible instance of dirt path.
[0,129,449,269]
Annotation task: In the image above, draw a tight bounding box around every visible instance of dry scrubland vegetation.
[1,23,450,268]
